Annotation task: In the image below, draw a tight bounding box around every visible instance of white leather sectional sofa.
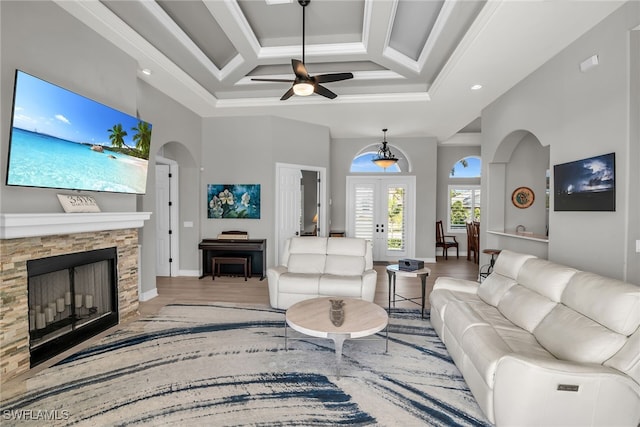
[430,250,640,426]
[267,237,377,310]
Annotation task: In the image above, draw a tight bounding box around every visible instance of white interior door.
[346,176,415,262]
[155,164,171,276]
[275,163,327,265]
[275,166,302,265]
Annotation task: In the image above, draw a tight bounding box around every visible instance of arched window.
[450,156,481,178]
[350,152,401,173]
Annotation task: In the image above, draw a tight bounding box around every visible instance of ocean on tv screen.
[7,127,148,194]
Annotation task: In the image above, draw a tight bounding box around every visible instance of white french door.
[346,176,415,262]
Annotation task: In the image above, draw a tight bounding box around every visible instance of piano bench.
[212,256,252,281]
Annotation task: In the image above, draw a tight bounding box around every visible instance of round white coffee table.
[386,264,431,318]
[285,297,388,378]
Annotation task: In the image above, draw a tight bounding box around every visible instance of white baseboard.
[177,269,200,277]
[139,287,158,302]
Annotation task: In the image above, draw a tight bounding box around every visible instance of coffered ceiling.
[54,0,624,142]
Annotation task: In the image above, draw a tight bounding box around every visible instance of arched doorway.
[155,141,198,277]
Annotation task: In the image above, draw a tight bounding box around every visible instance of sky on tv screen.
[12,71,143,147]
[7,71,151,194]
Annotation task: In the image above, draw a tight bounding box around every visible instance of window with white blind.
[448,185,481,232]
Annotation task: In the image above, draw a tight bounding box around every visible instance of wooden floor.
[140,256,479,316]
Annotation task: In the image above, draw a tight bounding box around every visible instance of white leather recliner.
[430,250,640,426]
[267,237,377,310]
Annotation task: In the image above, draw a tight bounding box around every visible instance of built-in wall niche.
[28,247,118,366]
[504,133,549,236]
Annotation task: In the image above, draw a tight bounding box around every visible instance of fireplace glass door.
[27,247,118,366]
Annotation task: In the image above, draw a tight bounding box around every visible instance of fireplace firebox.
[27,247,118,366]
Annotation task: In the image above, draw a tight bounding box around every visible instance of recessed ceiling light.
[141,68,152,76]
[470,84,483,91]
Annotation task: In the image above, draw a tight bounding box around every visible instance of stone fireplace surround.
[0,212,150,382]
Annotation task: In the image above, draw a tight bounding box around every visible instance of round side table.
[385,264,431,319]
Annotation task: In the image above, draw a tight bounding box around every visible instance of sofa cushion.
[434,277,479,294]
[533,304,627,364]
[516,258,577,302]
[477,274,517,307]
[604,328,640,385]
[319,274,363,298]
[562,272,640,336]
[324,255,365,276]
[444,300,491,339]
[497,285,557,333]
[287,254,326,274]
[278,273,321,294]
[326,237,366,256]
[289,236,327,253]
[492,250,537,279]
[463,325,555,387]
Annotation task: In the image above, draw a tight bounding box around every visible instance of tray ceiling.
[54,0,625,141]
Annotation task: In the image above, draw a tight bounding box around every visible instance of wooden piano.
[198,238,267,280]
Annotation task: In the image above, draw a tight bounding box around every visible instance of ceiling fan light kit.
[251,0,353,100]
[372,128,399,169]
[293,81,314,96]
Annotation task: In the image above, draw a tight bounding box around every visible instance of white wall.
[137,81,201,287]
[0,1,139,213]
[481,1,640,282]
[330,136,437,260]
[201,116,330,268]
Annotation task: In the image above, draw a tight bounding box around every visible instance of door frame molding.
[275,162,327,265]
[156,155,179,277]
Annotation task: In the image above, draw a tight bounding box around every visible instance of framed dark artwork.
[553,153,615,211]
[207,184,261,219]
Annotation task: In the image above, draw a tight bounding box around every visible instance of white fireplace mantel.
[0,212,152,239]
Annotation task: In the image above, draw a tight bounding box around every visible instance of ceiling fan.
[251,0,354,100]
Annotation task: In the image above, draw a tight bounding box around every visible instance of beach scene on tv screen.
[7,71,151,194]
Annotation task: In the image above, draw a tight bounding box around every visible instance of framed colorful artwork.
[207,184,261,219]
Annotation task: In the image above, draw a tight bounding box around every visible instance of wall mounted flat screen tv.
[554,152,615,211]
[6,70,151,194]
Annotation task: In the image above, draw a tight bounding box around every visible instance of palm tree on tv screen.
[132,121,151,159]
[108,123,128,149]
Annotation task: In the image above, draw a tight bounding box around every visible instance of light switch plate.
[184,221,193,228]
[636,240,640,253]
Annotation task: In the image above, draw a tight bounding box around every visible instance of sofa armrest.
[433,277,479,294]
[494,354,640,426]
[360,269,377,302]
[267,266,288,308]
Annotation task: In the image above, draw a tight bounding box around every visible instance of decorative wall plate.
[511,186,535,209]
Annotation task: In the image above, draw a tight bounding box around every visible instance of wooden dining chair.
[436,220,459,260]
[469,221,480,264]
[466,221,478,263]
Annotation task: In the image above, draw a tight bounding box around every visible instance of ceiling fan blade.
[280,87,295,100]
[292,59,309,79]
[314,84,337,99]
[315,72,354,84]
[251,78,295,83]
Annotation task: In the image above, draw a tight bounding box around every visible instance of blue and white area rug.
[1,303,490,426]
